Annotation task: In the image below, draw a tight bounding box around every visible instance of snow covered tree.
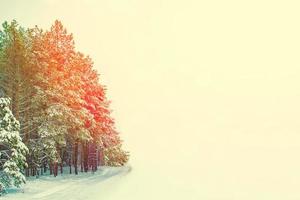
[0,21,36,140]
[0,19,129,179]
[30,21,93,175]
[0,21,38,176]
[103,143,129,167]
[0,97,28,192]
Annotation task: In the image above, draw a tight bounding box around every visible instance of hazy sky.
[1,0,300,199]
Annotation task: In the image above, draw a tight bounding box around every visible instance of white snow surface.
[2,166,131,200]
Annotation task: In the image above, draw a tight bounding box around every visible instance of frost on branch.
[0,98,28,192]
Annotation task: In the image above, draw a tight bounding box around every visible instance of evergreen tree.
[0,97,28,191]
[0,21,38,176]
[0,19,129,180]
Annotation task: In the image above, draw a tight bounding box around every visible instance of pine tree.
[30,21,93,175]
[0,97,28,192]
[0,21,38,176]
[0,19,129,179]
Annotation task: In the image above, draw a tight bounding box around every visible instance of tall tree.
[0,97,28,191]
[31,21,93,175]
[0,20,129,180]
[0,20,38,176]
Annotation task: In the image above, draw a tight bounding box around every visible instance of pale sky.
[1,0,300,199]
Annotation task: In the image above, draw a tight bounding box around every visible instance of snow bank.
[2,166,131,200]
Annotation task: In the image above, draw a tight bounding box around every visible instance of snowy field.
[2,1,300,199]
[2,166,131,200]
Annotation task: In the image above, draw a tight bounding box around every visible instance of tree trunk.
[90,142,97,172]
[74,139,79,175]
[98,147,104,166]
[80,143,83,172]
[54,162,58,177]
[25,167,29,177]
[84,141,89,172]
[36,167,39,177]
[69,157,72,174]
[49,163,53,175]
[60,161,63,174]
[60,148,63,174]
[44,162,47,173]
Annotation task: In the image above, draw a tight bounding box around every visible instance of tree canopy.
[0,20,129,190]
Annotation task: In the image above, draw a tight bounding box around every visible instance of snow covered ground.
[2,166,131,200]
[3,1,300,199]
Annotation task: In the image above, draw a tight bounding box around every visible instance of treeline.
[0,20,129,188]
